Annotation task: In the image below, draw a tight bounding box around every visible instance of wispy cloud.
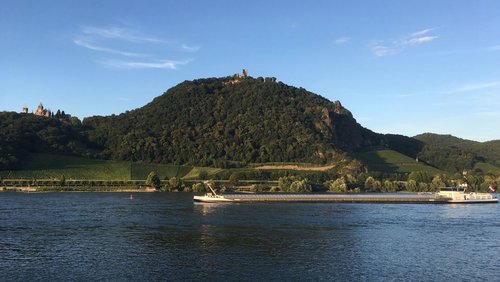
[370,44,397,57]
[410,28,434,37]
[102,59,192,70]
[455,81,500,92]
[74,38,146,57]
[404,36,438,45]
[334,37,350,45]
[81,26,162,43]
[74,24,198,70]
[371,28,438,57]
[181,44,200,52]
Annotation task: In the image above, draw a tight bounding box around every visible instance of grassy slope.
[354,149,444,174]
[131,163,193,180]
[182,167,224,180]
[0,153,131,180]
[474,162,500,175]
[2,150,456,181]
[0,153,195,180]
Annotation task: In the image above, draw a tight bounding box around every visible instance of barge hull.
[193,194,452,203]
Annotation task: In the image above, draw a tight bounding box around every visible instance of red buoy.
[129,193,134,200]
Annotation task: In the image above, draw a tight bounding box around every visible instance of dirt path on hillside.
[255,164,334,171]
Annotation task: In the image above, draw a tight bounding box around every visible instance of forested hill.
[82,76,385,166]
[2,75,498,173]
[414,133,500,170]
[0,112,97,169]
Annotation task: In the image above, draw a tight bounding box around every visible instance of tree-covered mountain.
[414,133,500,171]
[82,76,385,166]
[0,112,98,169]
[1,74,498,176]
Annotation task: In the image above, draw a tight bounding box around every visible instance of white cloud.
[81,25,162,43]
[74,24,197,70]
[371,28,438,57]
[334,37,350,44]
[102,59,192,70]
[411,28,434,37]
[181,44,200,52]
[455,82,500,92]
[73,38,146,57]
[370,45,396,57]
[404,36,438,45]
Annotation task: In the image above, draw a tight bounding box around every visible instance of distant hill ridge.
[414,133,500,170]
[82,75,387,166]
[1,73,499,174]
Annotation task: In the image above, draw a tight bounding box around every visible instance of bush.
[192,182,206,192]
[251,184,267,193]
[145,171,161,190]
[325,178,347,193]
[364,176,381,192]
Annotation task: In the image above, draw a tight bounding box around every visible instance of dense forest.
[83,76,384,166]
[415,133,500,172]
[0,112,99,170]
[1,74,499,179]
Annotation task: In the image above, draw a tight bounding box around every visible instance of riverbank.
[1,186,157,192]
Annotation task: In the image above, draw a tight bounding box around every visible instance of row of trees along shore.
[2,170,497,193]
[143,170,498,193]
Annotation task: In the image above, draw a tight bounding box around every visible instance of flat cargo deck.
[194,193,451,203]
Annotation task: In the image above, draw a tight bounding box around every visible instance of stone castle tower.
[34,103,52,117]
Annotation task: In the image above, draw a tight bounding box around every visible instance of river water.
[1,192,499,281]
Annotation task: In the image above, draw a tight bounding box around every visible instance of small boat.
[193,181,236,203]
[193,193,235,203]
[438,187,498,203]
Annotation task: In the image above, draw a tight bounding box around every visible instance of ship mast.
[203,181,218,196]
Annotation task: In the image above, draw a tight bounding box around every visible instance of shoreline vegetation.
[2,75,499,196]
[1,152,498,194]
[1,186,156,193]
[1,174,496,194]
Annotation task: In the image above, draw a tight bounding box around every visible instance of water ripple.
[1,193,498,281]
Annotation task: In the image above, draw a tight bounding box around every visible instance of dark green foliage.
[82,76,382,166]
[59,175,66,186]
[414,133,500,172]
[278,176,312,192]
[191,182,206,192]
[145,171,161,189]
[325,178,347,192]
[0,112,99,170]
[165,176,183,191]
[408,171,433,183]
[364,176,381,192]
[228,173,239,187]
[384,134,424,158]
[1,76,499,182]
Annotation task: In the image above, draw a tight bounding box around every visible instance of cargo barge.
[193,183,497,204]
[193,193,450,203]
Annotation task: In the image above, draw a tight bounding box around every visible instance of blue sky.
[1,0,499,141]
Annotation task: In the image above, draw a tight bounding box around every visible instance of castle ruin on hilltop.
[21,103,53,117]
[21,103,68,119]
[225,69,249,85]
